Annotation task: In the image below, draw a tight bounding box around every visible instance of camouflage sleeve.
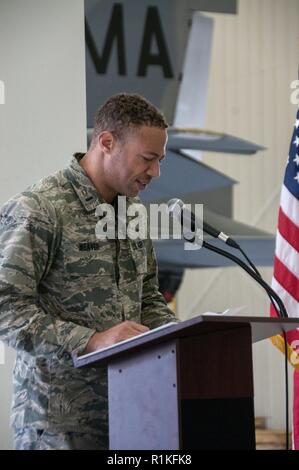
[141,240,179,329]
[0,194,95,357]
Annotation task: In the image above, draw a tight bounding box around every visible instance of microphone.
[167,198,239,249]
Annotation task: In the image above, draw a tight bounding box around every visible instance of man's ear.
[98,131,116,154]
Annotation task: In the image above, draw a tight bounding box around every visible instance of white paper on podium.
[201,306,246,316]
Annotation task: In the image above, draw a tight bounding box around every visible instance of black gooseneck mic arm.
[167,197,287,318]
[200,240,288,318]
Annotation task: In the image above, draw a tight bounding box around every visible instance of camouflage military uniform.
[0,154,175,450]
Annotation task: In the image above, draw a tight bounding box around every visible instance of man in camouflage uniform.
[0,93,176,450]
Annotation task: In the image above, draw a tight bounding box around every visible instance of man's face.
[103,125,167,200]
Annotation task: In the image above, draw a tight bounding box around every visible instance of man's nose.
[147,159,160,178]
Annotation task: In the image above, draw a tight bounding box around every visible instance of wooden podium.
[73,315,299,450]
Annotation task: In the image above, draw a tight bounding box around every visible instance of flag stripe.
[271,277,299,317]
[275,230,299,279]
[280,184,299,228]
[273,256,299,304]
[278,207,299,253]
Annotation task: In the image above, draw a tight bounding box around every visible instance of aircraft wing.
[168,128,265,155]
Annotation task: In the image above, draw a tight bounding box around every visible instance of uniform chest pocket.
[63,243,115,278]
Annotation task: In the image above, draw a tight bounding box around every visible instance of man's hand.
[84,320,150,354]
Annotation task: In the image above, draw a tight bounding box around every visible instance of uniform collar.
[64,153,139,214]
[64,153,103,212]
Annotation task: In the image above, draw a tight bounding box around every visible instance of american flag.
[270,107,299,448]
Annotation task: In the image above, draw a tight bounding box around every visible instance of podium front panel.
[108,340,180,450]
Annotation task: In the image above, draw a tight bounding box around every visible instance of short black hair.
[91,93,168,144]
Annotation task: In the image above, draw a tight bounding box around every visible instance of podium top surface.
[73,315,299,368]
